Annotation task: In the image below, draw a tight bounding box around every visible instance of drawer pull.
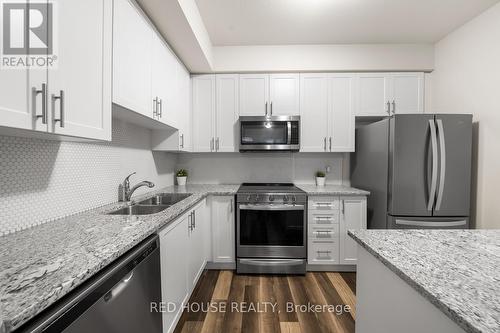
[317,250,332,257]
[315,203,332,207]
[316,230,332,237]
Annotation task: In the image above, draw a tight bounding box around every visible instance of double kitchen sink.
[107,193,192,215]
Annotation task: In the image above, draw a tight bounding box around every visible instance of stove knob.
[291,195,297,203]
[283,195,289,202]
[246,195,251,201]
[253,194,260,202]
[269,195,275,201]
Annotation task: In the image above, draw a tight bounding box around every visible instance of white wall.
[0,119,177,235]
[211,44,434,73]
[431,2,500,228]
[176,152,349,185]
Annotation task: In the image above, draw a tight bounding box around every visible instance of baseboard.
[307,264,357,272]
[206,261,236,270]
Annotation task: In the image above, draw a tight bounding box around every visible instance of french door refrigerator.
[351,114,472,229]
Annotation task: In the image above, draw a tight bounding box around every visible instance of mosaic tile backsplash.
[0,119,177,235]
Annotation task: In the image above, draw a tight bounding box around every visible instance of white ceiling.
[195,0,499,46]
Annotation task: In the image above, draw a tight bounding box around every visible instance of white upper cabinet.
[192,75,216,152]
[239,74,269,116]
[239,74,300,116]
[356,72,424,116]
[356,73,391,117]
[216,74,239,152]
[151,33,171,122]
[50,0,112,140]
[0,0,112,141]
[269,74,300,116]
[329,74,355,152]
[300,73,355,152]
[113,0,152,117]
[390,73,424,114]
[192,74,239,152]
[300,74,329,152]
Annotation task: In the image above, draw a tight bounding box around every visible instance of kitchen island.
[349,229,500,333]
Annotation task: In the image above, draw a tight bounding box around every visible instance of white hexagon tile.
[0,119,177,236]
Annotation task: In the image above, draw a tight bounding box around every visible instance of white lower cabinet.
[159,199,208,333]
[210,196,235,263]
[307,196,367,267]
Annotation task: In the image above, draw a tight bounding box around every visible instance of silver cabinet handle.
[52,90,64,128]
[216,137,220,151]
[392,100,396,114]
[33,84,47,124]
[428,119,439,211]
[270,102,273,115]
[230,199,233,212]
[324,137,327,151]
[210,137,214,151]
[317,250,332,255]
[341,200,345,215]
[329,137,332,151]
[180,134,184,148]
[386,101,391,115]
[265,102,268,116]
[193,211,196,229]
[153,97,158,118]
[435,119,446,211]
[159,99,163,118]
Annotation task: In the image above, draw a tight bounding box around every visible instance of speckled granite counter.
[349,229,500,333]
[0,184,238,332]
[297,184,370,196]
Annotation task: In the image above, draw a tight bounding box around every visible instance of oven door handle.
[239,259,305,267]
[238,204,305,211]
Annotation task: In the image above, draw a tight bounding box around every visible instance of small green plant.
[316,171,325,178]
[176,169,188,177]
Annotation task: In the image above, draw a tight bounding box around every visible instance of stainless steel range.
[236,183,307,274]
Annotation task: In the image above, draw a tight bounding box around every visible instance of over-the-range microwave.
[239,116,300,152]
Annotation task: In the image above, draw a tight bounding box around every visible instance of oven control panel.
[237,193,306,205]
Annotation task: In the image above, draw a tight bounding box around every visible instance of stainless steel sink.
[137,193,192,206]
[108,205,170,215]
[107,193,192,215]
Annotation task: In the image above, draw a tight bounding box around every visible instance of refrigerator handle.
[435,119,446,211]
[428,119,438,211]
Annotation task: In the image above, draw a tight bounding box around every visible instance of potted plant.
[315,171,326,186]
[176,169,188,186]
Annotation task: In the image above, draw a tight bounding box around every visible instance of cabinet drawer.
[308,240,339,264]
[308,225,339,240]
[308,211,339,226]
[308,197,339,211]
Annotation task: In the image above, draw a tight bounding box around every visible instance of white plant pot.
[177,176,187,186]
[316,177,326,186]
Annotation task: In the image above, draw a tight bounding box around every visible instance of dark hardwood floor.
[174,270,356,333]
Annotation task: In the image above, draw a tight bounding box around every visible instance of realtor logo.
[1,1,57,68]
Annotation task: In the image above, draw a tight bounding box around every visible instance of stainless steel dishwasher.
[22,235,162,333]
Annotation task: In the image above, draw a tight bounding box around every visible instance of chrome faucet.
[119,172,155,202]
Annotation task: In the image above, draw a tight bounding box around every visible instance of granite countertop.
[0,184,238,332]
[297,184,370,196]
[349,229,500,333]
[0,183,368,332]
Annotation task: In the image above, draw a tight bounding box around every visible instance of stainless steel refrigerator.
[351,114,472,229]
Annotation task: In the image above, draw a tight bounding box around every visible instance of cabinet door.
[211,196,235,263]
[329,74,355,152]
[162,48,180,127]
[49,0,112,140]
[113,0,152,117]
[391,73,424,114]
[269,74,300,116]
[178,65,192,151]
[216,74,239,152]
[151,33,171,123]
[159,216,189,333]
[192,75,215,152]
[340,197,367,265]
[188,202,208,289]
[356,74,391,116]
[299,74,329,152]
[0,69,32,131]
[239,74,269,116]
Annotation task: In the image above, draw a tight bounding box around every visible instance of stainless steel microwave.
[239,116,300,152]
